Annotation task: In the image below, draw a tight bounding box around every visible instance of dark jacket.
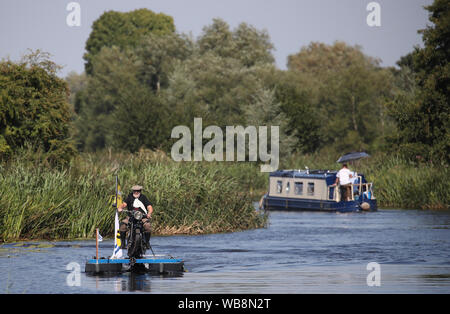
[123,193,152,213]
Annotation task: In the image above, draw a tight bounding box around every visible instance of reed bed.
[0,150,267,242]
[362,156,449,210]
[1,149,447,242]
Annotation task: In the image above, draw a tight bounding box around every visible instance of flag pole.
[114,175,118,259]
[96,228,99,262]
[115,175,118,212]
[112,174,123,259]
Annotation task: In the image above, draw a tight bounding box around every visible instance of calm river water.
[1,208,450,293]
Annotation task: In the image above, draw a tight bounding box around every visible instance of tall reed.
[362,156,449,210]
[1,149,447,242]
[0,150,267,241]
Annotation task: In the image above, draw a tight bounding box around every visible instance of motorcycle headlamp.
[133,211,143,220]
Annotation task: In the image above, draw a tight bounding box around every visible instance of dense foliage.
[286,42,395,153]
[387,0,449,163]
[75,15,295,154]
[73,11,402,157]
[83,9,175,75]
[0,51,75,165]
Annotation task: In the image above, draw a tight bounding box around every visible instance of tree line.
[1,2,448,166]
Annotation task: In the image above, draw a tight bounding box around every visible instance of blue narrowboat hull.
[264,195,377,213]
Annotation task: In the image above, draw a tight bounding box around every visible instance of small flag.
[111,176,124,258]
[111,211,123,258]
[116,177,123,208]
[97,229,103,242]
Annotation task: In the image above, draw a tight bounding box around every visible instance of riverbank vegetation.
[1,149,447,242]
[0,150,267,242]
[1,2,448,242]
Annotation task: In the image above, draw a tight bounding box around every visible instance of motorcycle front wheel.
[128,230,142,258]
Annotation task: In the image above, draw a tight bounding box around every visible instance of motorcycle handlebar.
[120,209,151,218]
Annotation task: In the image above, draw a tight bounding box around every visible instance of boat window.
[307,182,314,196]
[294,182,303,195]
[286,182,290,194]
[329,186,335,200]
[277,180,282,194]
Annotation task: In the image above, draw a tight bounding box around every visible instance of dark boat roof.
[270,169,368,185]
[270,169,337,178]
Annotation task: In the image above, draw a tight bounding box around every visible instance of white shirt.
[337,168,353,185]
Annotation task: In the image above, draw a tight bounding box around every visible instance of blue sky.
[0,0,433,77]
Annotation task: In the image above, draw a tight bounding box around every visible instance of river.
[1,208,450,293]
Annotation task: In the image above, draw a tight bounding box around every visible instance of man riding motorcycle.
[117,185,153,250]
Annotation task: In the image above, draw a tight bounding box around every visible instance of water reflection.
[83,266,450,294]
[121,273,151,292]
[86,271,184,292]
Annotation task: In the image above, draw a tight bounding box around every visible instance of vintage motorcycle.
[123,199,149,260]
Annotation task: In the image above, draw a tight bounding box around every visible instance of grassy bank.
[0,150,267,242]
[1,150,448,242]
[361,156,449,210]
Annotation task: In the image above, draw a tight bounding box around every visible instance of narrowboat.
[259,168,377,213]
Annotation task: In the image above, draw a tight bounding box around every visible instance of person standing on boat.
[335,164,353,201]
[117,185,153,250]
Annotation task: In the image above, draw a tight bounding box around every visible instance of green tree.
[0,51,76,165]
[165,19,276,128]
[110,87,172,152]
[245,87,297,157]
[65,71,87,113]
[75,32,192,152]
[271,70,322,153]
[197,18,235,59]
[75,17,282,154]
[287,41,395,153]
[391,0,449,163]
[135,33,194,92]
[75,47,140,151]
[198,19,274,67]
[168,52,260,127]
[83,9,175,75]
